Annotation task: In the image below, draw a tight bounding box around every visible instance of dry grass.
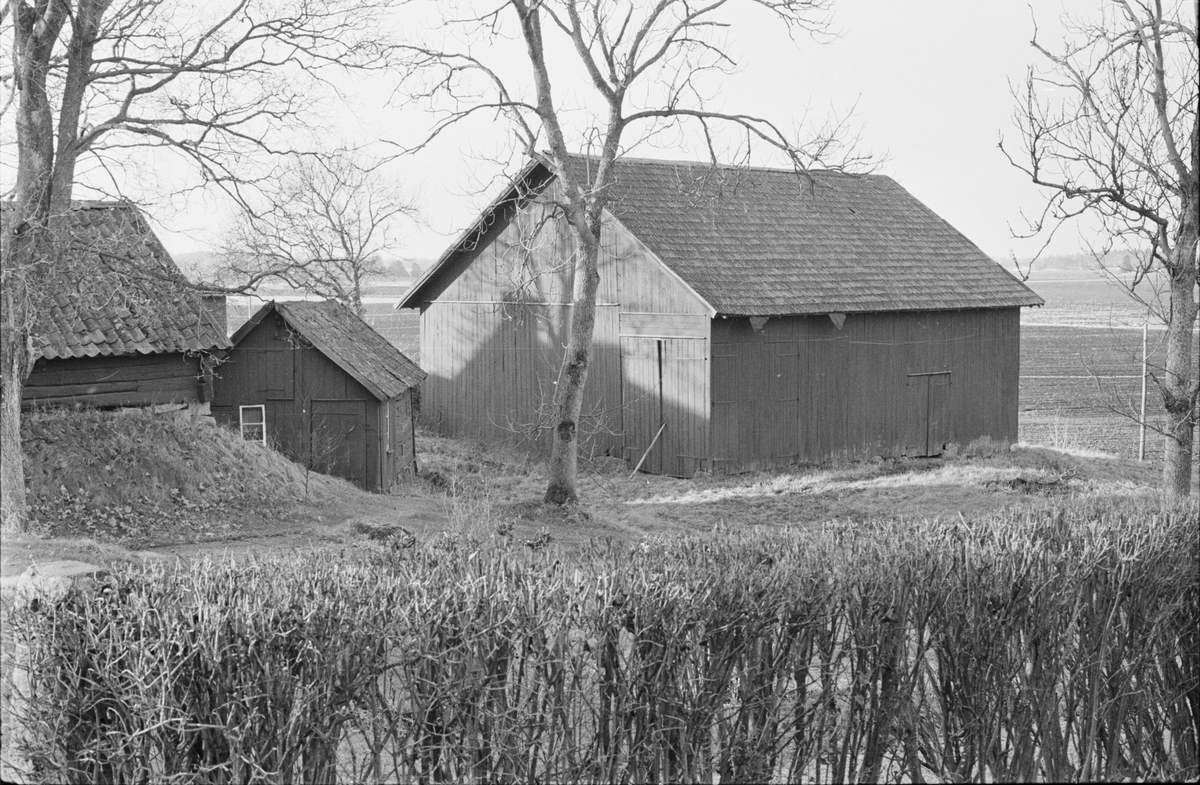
[3,416,1196,783]
[6,506,1195,784]
[390,429,1172,557]
[0,409,1179,579]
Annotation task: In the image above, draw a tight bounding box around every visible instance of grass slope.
[7,409,366,568]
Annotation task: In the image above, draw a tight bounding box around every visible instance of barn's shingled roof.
[233,300,426,401]
[1,201,230,359]
[402,155,1043,316]
[574,156,1043,315]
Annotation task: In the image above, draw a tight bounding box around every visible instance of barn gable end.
[410,178,709,457]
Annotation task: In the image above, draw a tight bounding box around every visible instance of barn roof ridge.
[399,154,1044,315]
[560,151,874,178]
[235,300,425,401]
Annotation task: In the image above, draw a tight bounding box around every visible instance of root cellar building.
[399,155,1043,477]
[4,201,229,412]
[211,300,425,492]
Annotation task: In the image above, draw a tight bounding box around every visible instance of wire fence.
[1018,325,1197,468]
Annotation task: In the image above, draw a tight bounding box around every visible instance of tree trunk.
[0,288,31,532]
[49,1,103,216]
[544,228,602,505]
[1160,233,1199,501]
[3,1,68,531]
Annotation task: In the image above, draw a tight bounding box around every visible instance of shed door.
[309,400,367,488]
[906,372,951,457]
[621,336,707,477]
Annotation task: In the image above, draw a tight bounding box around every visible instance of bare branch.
[1007,0,1198,498]
[218,153,417,314]
[388,0,863,504]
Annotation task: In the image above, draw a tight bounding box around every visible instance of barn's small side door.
[906,371,951,457]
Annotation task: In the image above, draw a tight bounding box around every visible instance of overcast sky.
[159,0,1102,265]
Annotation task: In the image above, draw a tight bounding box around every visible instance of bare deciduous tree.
[1002,0,1198,499]
[219,154,416,316]
[396,0,869,505]
[0,0,397,530]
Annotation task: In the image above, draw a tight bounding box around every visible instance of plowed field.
[1017,271,1196,463]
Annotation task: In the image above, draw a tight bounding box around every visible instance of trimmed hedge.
[6,503,1198,783]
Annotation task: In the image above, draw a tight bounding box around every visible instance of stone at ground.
[0,560,107,609]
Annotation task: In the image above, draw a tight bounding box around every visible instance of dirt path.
[1,493,450,577]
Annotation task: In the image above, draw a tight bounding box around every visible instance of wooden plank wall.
[421,301,623,455]
[418,183,709,457]
[710,308,1021,470]
[385,390,418,483]
[619,336,662,474]
[23,353,203,409]
[210,312,385,491]
[619,335,710,478]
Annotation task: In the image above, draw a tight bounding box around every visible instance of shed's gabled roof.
[1,201,230,360]
[232,300,425,401]
[401,155,1043,316]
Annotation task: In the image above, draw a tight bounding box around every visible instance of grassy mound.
[21,407,351,545]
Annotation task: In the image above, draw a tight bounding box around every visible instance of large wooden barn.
[210,300,426,492]
[5,201,230,411]
[399,155,1044,476]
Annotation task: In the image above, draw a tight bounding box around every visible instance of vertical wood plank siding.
[419,183,708,459]
[210,311,412,492]
[709,309,1021,469]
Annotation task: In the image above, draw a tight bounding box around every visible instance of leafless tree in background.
[1002,0,1198,499]
[0,0,398,530]
[219,154,416,316]
[396,0,870,505]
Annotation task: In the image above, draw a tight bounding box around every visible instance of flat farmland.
[1018,274,1197,465]
[1019,325,1165,461]
[1019,269,1169,328]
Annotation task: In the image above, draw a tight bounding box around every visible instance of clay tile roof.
[563,155,1043,316]
[235,300,425,401]
[1,201,230,359]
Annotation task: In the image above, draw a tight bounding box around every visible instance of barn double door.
[906,371,951,457]
[621,336,706,477]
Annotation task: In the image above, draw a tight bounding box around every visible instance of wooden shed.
[399,155,1044,476]
[3,201,230,411]
[211,300,426,492]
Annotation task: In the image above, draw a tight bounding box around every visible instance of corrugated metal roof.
[237,300,425,400]
[401,155,1043,315]
[564,155,1043,315]
[1,201,230,359]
